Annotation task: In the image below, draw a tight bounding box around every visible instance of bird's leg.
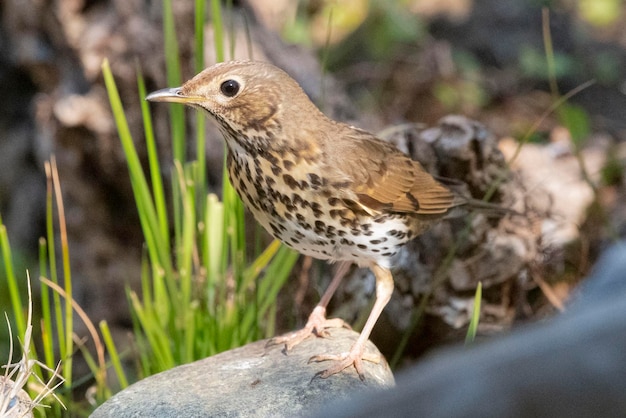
[309,263,393,380]
[267,261,352,351]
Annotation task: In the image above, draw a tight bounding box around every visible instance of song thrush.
[147,60,465,380]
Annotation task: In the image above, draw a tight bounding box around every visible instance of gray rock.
[91,328,394,417]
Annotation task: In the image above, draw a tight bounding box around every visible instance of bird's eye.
[220,79,240,97]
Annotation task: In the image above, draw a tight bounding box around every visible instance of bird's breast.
[226,148,421,266]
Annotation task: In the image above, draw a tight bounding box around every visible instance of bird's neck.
[220,111,331,164]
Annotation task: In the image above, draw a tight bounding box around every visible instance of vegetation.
[1,1,297,415]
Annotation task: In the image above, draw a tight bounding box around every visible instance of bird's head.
[146,60,322,151]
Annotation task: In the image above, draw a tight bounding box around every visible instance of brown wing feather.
[328,126,455,215]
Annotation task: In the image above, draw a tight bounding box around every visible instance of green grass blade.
[239,245,298,338]
[184,301,198,363]
[129,291,175,371]
[204,194,224,310]
[257,246,299,318]
[181,164,196,281]
[45,163,66,361]
[175,163,195,330]
[38,237,55,369]
[465,282,482,345]
[51,159,75,387]
[242,239,281,291]
[194,0,207,221]
[163,0,186,162]
[221,166,244,279]
[100,320,129,389]
[0,223,25,337]
[195,0,205,73]
[163,0,186,271]
[101,59,172,277]
[137,65,170,251]
[211,0,225,62]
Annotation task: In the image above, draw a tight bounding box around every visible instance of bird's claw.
[267,306,350,352]
[309,350,381,381]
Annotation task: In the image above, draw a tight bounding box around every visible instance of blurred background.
[1,0,625,396]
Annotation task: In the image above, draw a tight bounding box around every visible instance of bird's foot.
[267,306,350,352]
[309,343,381,381]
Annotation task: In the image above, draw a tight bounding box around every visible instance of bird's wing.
[329,126,455,215]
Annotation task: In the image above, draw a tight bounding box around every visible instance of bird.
[146,60,471,380]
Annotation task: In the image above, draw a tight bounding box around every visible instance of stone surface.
[91,328,394,417]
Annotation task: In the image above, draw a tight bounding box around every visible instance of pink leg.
[309,263,393,380]
[268,261,351,351]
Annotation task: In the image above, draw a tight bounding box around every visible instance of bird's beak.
[145,87,202,104]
